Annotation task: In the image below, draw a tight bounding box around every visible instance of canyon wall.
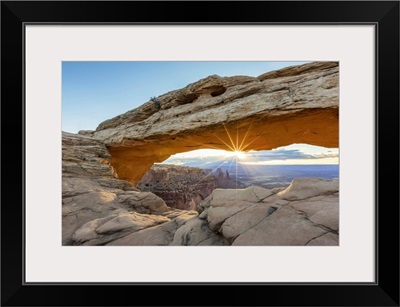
[137,165,217,211]
[136,165,245,211]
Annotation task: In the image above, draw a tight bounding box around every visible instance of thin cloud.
[162,147,339,166]
[245,149,338,161]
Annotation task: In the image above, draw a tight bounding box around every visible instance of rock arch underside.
[63,61,339,246]
[88,61,339,185]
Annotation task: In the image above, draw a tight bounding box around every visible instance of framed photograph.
[2,1,399,306]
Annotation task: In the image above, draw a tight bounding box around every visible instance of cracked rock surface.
[198,178,339,246]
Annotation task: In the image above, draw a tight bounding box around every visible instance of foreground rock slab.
[199,178,339,246]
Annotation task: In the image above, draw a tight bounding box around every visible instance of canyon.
[137,164,244,211]
[63,61,339,246]
[137,164,217,211]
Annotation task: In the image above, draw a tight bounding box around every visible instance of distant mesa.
[215,167,245,189]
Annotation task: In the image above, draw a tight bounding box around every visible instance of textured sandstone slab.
[291,194,339,231]
[107,212,198,246]
[171,217,229,246]
[95,212,169,234]
[106,220,178,246]
[198,178,339,246]
[220,203,280,243]
[278,178,339,201]
[232,206,326,246]
[72,211,170,245]
[211,186,273,205]
[307,232,339,246]
[116,191,169,214]
[62,191,123,244]
[206,186,274,232]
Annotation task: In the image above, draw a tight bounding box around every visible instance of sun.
[234,150,247,159]
[224,150,247,160]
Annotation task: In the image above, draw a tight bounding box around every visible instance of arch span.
[90,62,339,185]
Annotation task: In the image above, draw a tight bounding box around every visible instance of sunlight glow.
[224,150,247,159]
[211,122,257,157]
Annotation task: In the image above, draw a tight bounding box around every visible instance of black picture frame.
[1,1,399,306]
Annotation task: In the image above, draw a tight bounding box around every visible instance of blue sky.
[62,61,338,165]
[62,61,308,133]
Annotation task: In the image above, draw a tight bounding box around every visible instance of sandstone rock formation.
[62,132,203,245]
[83,61,338,185]
[62,62,340,246]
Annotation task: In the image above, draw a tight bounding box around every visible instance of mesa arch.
[86,62,339,185]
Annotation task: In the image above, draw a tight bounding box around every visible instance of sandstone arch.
[88,62,339,185]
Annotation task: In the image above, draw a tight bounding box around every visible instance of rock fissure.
[288,204,338,235]
[231,205,278,241]
[311,223,338,235]
[62,191,95,199]
[251,190,264,202]
[289,195,337,204]
[211,201,260,230]
[305,232,330,246]
[195,236,214,246]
